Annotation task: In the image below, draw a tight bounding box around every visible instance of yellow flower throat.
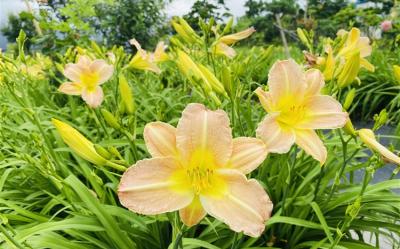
[277,103,307,127]
[170,149,226,197]
[80,71,100,92]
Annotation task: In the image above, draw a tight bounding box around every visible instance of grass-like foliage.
[0,19,399,249]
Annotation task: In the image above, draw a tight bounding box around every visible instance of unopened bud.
[373,109,388,131]
[94,144,112,160]
[119,74,135,115]
[343,88,356,110]
[101,109,121,130]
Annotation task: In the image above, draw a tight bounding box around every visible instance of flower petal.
[228,137,268,174]
[268,59,306,104]
[77,55,91,67]
[359,37,372,58]
[255,87,274,112]
[179,196,206,226]
[295,129,327,164]
[64,64,83,82]
[58,82,82,95]
[144,122,177,158]
[360,58,374,72]
[256,115,295,153]
[297,95,348,129]
[81,86,104,108]
[90,60,114,84]
[201,170,273,237]
[176,103,232,167]
[118,157,194,215]
[305,69,324,96]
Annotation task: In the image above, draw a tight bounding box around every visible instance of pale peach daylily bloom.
[255,59,348,164]
[118,103,273,237]
[219,27,256,45]
[212,42,237,59]
[358,129,400,165]
[128,39,169,74]
[59,55,114,108]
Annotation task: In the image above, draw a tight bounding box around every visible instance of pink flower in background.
[381,20,392,32]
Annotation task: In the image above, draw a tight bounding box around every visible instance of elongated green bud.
[221,67,232,96]
[222,17,234,34]
[343,119,356,137]
[101,109,121,130]
[94,144,112,160]
[297,28,310,47]
[91,41,103,55]
[343,88,356,110]
[373,109,387,131]
[119,74,135,115]
[108,146,123,159]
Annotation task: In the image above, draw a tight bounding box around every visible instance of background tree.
[183,0,230,31]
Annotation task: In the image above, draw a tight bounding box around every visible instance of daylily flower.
[128,39,169,74]
[212,42,236,59]
[210,27,255,59]
[59,55,114,108]
[337,28,374,72]
[219,27,256,45]
[255,59,348,164]
[358,129,400,165]
[118,103,273,237]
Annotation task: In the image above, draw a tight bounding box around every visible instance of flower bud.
[221,67,232,97]
[52,118,107,165]
[101,109,121,130]
[373,109,387,131]
[337,52,360,88]
[222,17,234,34]
[393,65,400,84]
[358,129,400,165]
[94,144,112,160]
[343,119,356,137]
[171,17,201,44]
[198,64,226,95]
[119,74,135,115]
[297,28,310,48]
[343,88,356,110]
[108,146,123,159]
[91,41,103,55]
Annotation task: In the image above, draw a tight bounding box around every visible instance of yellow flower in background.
[337,28,374,72]
[255,59,348,164]
[211,27,255,59]
[393,65,400,83]
[218,27,256,45]
[212,42,236,59]
[358,129,400,165]
[128,39,169,74]
[118,103,272,237]
[52,118,107,165]
[59,55,114,108]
